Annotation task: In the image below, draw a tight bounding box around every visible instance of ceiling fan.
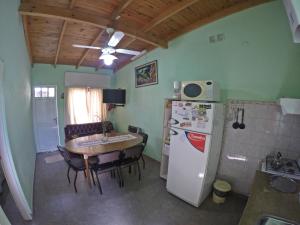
[72,28,146,66]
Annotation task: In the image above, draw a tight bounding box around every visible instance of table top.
[65,132,143,156]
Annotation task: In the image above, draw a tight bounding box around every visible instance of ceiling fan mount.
[72,27,146,66]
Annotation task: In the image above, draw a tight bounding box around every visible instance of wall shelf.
[160,99,174,179]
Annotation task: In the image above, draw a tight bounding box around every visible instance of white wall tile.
[217,101,300,196]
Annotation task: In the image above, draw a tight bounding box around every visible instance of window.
[65,87,107,124]
[34,87,56,98]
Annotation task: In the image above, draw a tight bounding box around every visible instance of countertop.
[238,171,300,225]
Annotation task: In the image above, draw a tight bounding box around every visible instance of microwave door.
[183,83,202,99]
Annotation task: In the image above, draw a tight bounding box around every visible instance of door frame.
[32,85,60,152]
[0,60,32,220]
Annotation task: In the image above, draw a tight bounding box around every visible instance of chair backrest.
[57,145,71,162]
[140,132,148,146]
[128,125,142,134]
[123,132,148,160]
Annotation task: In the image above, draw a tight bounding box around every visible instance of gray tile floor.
[3,152,247,225]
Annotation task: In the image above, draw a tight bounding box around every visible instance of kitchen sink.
[257,216,299,225]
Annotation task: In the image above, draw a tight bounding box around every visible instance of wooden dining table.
[64,132,143,187]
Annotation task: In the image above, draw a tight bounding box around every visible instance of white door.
[170,101,214,134]
[33,86,59,152]
[166,127,211,207]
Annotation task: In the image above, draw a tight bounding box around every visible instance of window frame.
[33,85,57,99]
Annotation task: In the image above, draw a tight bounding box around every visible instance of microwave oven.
[180,80,220,101]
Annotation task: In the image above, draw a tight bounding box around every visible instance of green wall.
[31,64,114,144]
[113,0,300,161]
[0,207,11,225]
[0,0,36,209]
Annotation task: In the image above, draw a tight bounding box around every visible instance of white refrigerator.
[166,101,224,207]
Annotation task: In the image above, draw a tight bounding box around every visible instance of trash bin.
[213,179,231,204]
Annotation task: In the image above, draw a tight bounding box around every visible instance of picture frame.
[135,60,158,88]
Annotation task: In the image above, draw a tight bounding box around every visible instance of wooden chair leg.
[74,171,78,193]
[95,173,103,195]
[67,166,71,184]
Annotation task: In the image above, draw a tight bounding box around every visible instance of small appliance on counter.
[180,80,220,102]
[261,152,300,180]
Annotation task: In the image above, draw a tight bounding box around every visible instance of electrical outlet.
[209,35,216,43]
[217,33,225,42]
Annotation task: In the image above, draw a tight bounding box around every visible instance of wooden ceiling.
[19,0,271,71]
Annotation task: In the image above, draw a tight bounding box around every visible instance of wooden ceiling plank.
[53,0,76,66]
[167,0,271,41]
[111,0,135,20]
[143,0,199,32]
[19,3,168,48]
[69,0,77,9]
[54,21,67,66]
[22,15,33,64]
[119,36,136,48]
[77,29,105,68]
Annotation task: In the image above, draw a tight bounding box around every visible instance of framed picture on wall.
[135,60,158,88]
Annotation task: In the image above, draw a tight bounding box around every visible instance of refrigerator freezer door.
[170,101,214,134]
[166,127,211,207]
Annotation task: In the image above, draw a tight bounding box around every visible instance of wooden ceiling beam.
[22,15,33,64]
[111,0,135,20]
[143,0,199,32]
[54,0,76,66]
[167,0,271,41]
[54,21,67,66]
[77,29,105,68]
[19,3,168,48]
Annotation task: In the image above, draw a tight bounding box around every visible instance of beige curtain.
[65,87,107,124]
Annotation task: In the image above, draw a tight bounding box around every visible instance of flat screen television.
[103,89,126,105]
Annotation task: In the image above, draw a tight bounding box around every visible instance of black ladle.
[232,108,240,129]
[239,108,245,129]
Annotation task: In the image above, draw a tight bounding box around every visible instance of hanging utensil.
[239,108,245,129]
[232,108,240,129]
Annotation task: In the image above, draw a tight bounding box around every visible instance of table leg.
[84,154,92,187]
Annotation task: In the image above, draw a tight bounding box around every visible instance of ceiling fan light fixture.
[99,54,118,66]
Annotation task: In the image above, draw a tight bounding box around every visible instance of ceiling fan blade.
[108,31,125,47]
[116,48,141,55]
[131,50,147,61]
[72,44,102,50]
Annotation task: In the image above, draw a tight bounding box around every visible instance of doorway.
[33,86,60,152]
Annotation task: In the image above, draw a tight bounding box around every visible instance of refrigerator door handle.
[170,129,178,135]
[169,118,179,125]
